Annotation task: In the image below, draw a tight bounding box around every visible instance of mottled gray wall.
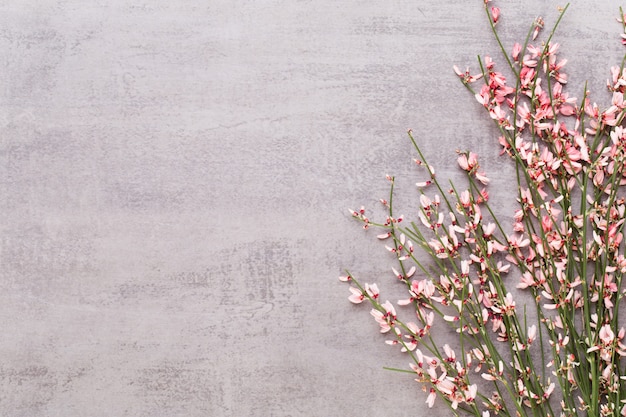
[0,1,622,416]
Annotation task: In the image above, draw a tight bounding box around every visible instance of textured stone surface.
[0,1,623,416]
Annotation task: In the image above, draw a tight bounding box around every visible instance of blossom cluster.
[342,3,626,416]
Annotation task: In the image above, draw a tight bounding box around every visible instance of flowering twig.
[341,3,626,416]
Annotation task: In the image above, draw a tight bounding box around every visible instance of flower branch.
[341,2,626,416]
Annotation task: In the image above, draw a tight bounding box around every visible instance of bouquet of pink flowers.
[341,2,626,416]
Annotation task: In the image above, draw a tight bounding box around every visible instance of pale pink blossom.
[491,7,500,24]
[532,17,544,40]
[475,171,490,185]
[348,286,365,304]
[481,372,497,381]
[426,388,436,408]
[457,152,478,171]
[453,65,483,83]
[365,283,379,300]
[370,301,396,333]
[599,324,615,346]
[459,190,472,208]
[512,42,522,61]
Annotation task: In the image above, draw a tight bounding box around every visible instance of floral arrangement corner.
[340,2,626,416]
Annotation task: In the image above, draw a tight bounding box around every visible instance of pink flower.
[492,292,516,315]
[599,324,615,346]
[481,372,497,381]
[453,65,483,83]
[443,344,456,362]
[508,234,530,249]
[426,388,436,408]
[491,7,501,25]
[475,85,491,107]
[516,102,531,129]
[419,194,432,209]
[527,325,537,344]
[457,152,478,171]
[476,188,489,204]
[459,190,472,208]
[532,17,544,40]
[475,171,490,185]
[348,286,365,304]
[366,283,380,300]
[526,44,542,58]
[370,301,397,333]
[559,103,576,116]
[512,42,522,61]
[464,384,477,403]
[517,271,540,289]
[543,381,555,399]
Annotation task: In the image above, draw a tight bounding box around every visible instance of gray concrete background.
[0,1,623,416]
